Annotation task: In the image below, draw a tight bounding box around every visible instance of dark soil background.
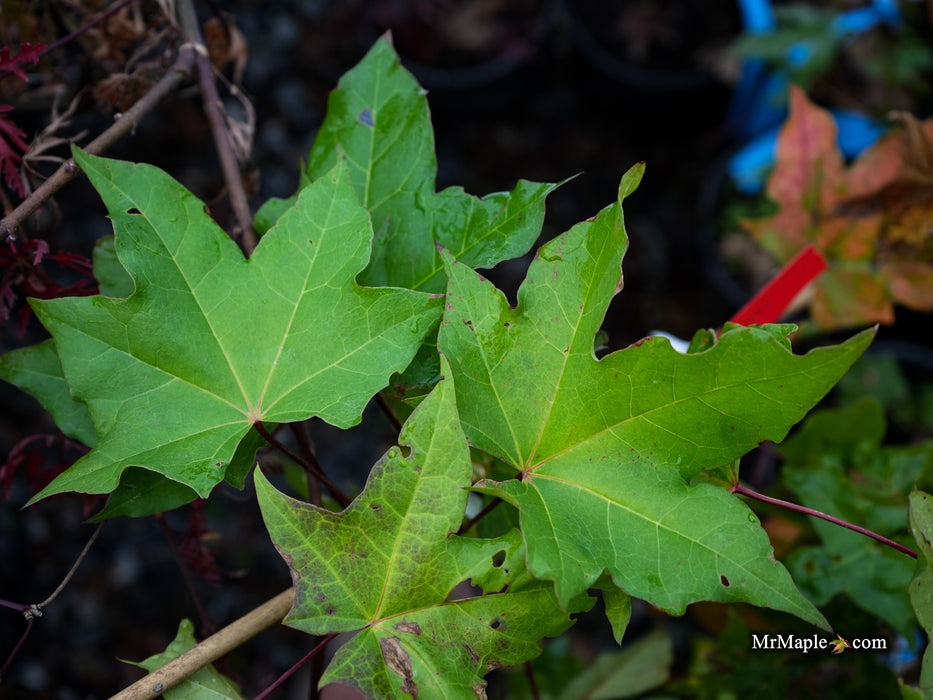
[2,1,932,698]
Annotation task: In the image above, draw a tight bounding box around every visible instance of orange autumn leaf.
[742,86,933,330]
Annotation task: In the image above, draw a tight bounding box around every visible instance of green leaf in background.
[257,370,588,699]
[780,398,930,637]
[255,35,558,294]
[594,574,633,645]
[439,162,873,627]
[556,627,672,700]
[0,339,97,446]
[22,149,441,512]
[92,234,134,297]
[910,490,933,697]
[125,618,242,700]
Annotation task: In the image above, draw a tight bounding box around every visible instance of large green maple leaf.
[255,35,557,294]
[257,368,588,699]
[438,163,873,627]
[24,149,442,509]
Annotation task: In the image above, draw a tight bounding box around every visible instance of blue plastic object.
[728,109,887,194]
[725,0,899,192]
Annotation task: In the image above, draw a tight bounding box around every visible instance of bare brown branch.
[1,48,198,242]
[176,0,258,253]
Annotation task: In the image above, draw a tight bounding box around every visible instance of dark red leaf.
[31,239,49,265]
[0,105,28,197]
[0,43,46,82]
[0,432,87,500]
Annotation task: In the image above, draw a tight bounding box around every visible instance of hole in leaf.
[491,550,505,568]
[489,618,503,630]
[446,579,481,602]
[720,575,730,587]
[127,207,142,215]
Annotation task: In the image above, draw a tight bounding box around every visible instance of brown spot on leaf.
[720,575,731,587]
[473,680,488,699]
[463,643,480,664]
[380,636,418,697]
[394,621,422,636]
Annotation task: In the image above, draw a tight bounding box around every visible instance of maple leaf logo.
[830,635,849,654]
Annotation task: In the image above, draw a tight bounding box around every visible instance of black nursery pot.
[562,0,740,128]
[565,0,741,89]
[375,0,557,91]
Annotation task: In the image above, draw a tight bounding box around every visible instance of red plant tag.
[729,245,828,326]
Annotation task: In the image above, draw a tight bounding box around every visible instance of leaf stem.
[155,513,215,636]
[38,521,103,608]
[524,660,541,700]
[375,392,403,434]
[175,0,257,253]
[252,634,337,700]
[0,615,34,680]
[457,498,502,536]
[255,422,352,508]
[289,422,322,506]
[732,482,918,559]
[0,522,102,678]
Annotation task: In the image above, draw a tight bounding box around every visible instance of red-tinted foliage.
[0,105,29,197]
[1,43,46,197]
[0,432,87,500]
[175,500,223,585]
[0,43,46,81]
[1,239,97,334]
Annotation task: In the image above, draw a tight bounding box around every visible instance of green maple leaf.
[556,627,672,700]
[256,369,589,699]
[22,148,441,512]
[92,234,134,297]
[255,35,558,295]
[438,162,874,628]
[125,618,242,699]
[0,339,97,447]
